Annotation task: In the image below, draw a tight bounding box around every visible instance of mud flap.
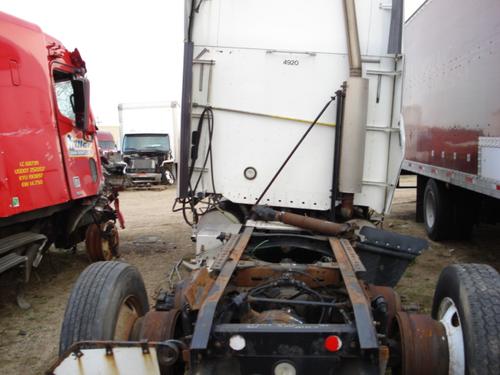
[356,227,428,287]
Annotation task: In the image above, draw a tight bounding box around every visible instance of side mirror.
[72,77,90,132]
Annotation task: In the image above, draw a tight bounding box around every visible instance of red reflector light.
[324,335,342,352]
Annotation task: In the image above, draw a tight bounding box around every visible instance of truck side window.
[53,70,76,121]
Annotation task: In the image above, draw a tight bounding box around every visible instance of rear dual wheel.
[393,264,500,375]
[423,179,475,241]
[432,264,500,375]
[423,179,450,240]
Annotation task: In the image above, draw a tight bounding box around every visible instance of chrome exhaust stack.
[338,0,369,217]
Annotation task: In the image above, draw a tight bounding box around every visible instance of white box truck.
[402,0,500,240]
[118,101,179,185]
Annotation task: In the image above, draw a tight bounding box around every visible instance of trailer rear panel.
[181,0,405,214]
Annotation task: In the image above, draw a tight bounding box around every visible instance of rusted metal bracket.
[339,238,366,274]
[329,237,378,349]
[191,227,254,350]
[211,235,240,271]
[184,269,214,310]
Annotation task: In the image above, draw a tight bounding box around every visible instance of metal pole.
[178,41,194,198]
[331,86,346,220]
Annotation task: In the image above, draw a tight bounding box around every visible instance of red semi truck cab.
[0,12,122,303]
[0,12,100,218]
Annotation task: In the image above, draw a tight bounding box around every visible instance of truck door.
[51,65,100,200]
[0,28,70,218]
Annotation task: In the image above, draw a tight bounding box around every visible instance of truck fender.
[66,202,95,235]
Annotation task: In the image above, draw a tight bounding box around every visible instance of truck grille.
[129,158,156,172]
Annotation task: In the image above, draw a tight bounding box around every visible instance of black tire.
[59,261,149,355]
[432,264,500,375]
[423,179,452,240]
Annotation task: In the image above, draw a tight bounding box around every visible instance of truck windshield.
[98,140,116,150]
[123,134,170,152]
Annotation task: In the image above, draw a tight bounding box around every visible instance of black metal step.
[0,252,27,274]
[0,232,47,256]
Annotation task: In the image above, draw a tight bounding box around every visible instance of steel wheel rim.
[114,295,142,340]
[438,297,465,375]
[425,190,437,228]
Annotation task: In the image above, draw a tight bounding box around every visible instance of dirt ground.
[389,178,500,311]
[0,183,498,374]
[0,188,194,375]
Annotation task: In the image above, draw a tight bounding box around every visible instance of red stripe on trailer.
[465,176,474,184]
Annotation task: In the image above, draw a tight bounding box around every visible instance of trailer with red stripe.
[402,0,500,240]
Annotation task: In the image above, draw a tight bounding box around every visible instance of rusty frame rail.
[190,227,254,351]
[329,237,378,349]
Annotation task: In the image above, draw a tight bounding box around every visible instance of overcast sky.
[2,0,425,125]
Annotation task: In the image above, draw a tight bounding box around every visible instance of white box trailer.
[402,0,500,240]
[178,0,405,221]
[118,101,180,184]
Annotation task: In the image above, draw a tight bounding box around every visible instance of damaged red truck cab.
[0,12,121,302]
[0,12,99,215]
